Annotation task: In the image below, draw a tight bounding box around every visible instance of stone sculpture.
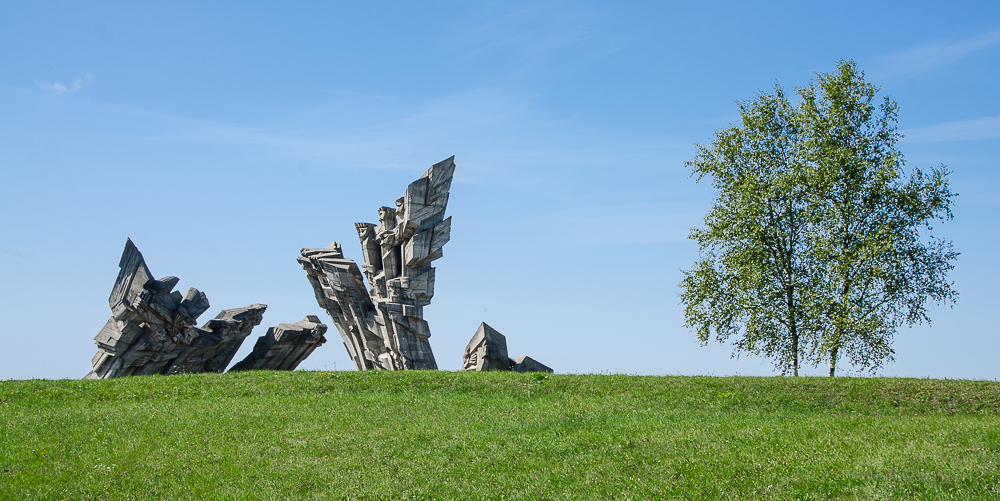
[299,156,455,370]
[229,316,328,372]
[509,355,553,373]
[86,238,267,379]
[461,322,553,373]
[461,322,511,371]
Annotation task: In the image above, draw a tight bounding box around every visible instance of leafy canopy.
[680,60,958,376]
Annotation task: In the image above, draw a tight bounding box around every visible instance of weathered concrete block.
[462,322,511,371]
[511,355,553,374]
[461,322,553,374]
[229,316,328,372]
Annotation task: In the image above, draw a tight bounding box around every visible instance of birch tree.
[681,61,959,376]
[680,86,825,376]
[798,61,959,376]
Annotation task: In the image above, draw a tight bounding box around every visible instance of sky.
[1,1,997,380]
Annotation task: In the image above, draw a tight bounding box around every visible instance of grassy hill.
[2,371,998,500]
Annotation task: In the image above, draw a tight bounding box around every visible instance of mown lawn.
[1,371,998,500]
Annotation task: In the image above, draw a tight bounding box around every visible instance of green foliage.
[1,371,999,500]
[798,61,958,376]
[681,60,958,376]
[681,84,823,376]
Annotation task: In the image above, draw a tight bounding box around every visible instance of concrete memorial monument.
[299,156,455,370]
[86,238,267,379]
[461,322,553,373]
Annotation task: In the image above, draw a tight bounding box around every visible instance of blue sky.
[1,1,997,380]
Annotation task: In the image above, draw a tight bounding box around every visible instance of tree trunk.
[827,345,839,377]
[786,273,799,377]
[791,327,799,377]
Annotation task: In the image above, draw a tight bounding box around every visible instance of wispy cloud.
[117,84,678,183]
[149,88,541,170]
[35,73,94,94]
[2,249,33,259]
[902,115,1000,143]
[871,30,1000,79]
[463,5,598,56]
[455,2,621,78]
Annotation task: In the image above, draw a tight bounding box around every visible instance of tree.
[680,60,958,376]
[797,61,959,377]
[680,85,826,376]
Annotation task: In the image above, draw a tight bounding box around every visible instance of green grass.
[2,371,999,500]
